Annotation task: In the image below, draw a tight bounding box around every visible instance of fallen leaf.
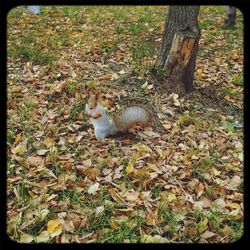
[141,234,169,243]
[27,156,43,167]
[126,160,134,174]
[229,175,241,188]
[226,201,241,210]
[37,149,49,155]
[85,168,100,180]
[87,183,100,195]
[83,159,92,168]
[146,210,157,225]
[96,205,104,214]
[167,193,177,202]
[47,218,63,238]
[11,140,27,155]
[215,198,226,210]
[44,137,54,148]
[201,230,216,239]
[36,231,50,243]
[196,68,203,75]
[20,234,33,243]
[125,191,140,201]
[141,81,148,89]
[195,182,205,197]
[163,123,172,130]
[118,69,126,74]
[211,167,221,176]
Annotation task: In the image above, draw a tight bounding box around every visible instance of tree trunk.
[224,6,236,28]
[154,6,200,96]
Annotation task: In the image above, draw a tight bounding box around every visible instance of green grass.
[233,74,243,86]
[100,215,145,243]
[130,41,155,76]
[8,32,57,65]
[199,19,214,29]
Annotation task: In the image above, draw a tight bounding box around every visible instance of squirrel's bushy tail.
[112,105,152,133]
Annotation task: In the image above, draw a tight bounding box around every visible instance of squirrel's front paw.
[93,112,102,119]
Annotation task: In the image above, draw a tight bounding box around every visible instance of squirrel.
[85,91,152,141]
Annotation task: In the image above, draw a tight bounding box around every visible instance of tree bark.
[154,6,200,96]
[224,6,236,28]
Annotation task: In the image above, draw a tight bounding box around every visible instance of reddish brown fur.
[87,91,99,109]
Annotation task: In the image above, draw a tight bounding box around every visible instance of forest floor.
[7,6,243,243]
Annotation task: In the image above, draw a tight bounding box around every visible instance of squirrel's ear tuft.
[86,90,95,99]
[86,91,90,98]
[95,93,101,101]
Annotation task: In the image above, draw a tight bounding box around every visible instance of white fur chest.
[85,103,111,140]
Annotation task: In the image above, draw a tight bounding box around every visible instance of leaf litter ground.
[7,6,243,243]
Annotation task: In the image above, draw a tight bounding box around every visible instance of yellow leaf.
[211,167,221,176]
[131,152,140,160]
[163,123,172,130]
[11,142,27,155]
[14,134,23,144]
[47,218,63,238]
[98,74,113,80]
[226,202,241,210]
[44,137,54,148]
[132,143,151,154]
[224,95,231,101]
[167,193,177,202]
[196,68,203,75]
[86,81,98,88]
[10,86,22,93]
[126,160,134,174]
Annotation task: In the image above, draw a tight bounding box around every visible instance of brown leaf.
[146,210,157,225]
[26,156,43,167]
[201,230,216,239]
[226,201,241,210]
[63,162,73,170]
[44,137,55,148]
[82,159,92,168]
[195,182,205,197]
[85,168,100,181]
